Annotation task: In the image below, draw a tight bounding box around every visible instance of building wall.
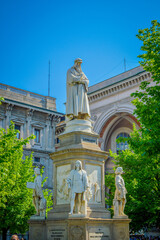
[88,66,152,172]
[0,83,63,191]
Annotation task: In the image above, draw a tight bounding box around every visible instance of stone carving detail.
[113,167,128,218]
[57,165,71,204]
[27,168,46,217]
[113,226,129,240]
[26,108,34,117]
[66,58,90,121]
[67,160,89,216]
[31,227,44,240]
[52,114,60,123]
[70,226,84,240]
[86,164,101,203]
[6,103,14,112]
[46,114,53,121]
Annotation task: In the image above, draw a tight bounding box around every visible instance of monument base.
[64,119,93,134]
[30,215,45,220]
[113,215,128,219]
[29,217,131,240]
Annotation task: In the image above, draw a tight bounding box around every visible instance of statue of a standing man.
[33,168,46,217]
[66,58,91,120]
[113,167,127,218]
[67,160,89,216]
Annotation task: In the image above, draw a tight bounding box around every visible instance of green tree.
[0,122,53,240]
[105,20,160,231]
[0,123,35,239]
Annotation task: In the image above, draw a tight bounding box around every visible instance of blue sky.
[0,0,159,113]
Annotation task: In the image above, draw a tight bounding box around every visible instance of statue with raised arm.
[113,167,128,218]
[66,58,91,121]
[33,168,46,217]
[67,160,89,216]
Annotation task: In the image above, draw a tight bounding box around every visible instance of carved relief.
[70,226,84,240]
[86,164,101,203]
[31,227,44,240]
[56,164,71,204]
[114,226,129,240]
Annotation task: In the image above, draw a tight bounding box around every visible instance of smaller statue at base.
[33,168,46,217]
[67,160,89,216]
[27,167,46,218]
[113,167,128,218]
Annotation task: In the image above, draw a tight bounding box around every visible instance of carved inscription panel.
[56,164,71,204]
[48,225,67,240]
[88,225,111,240]
[86,164,102,204]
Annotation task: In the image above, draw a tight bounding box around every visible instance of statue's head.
[75,160,82,170]
[74,58,82,65]
[115,167,124,175]
[34,167,40,175]
[74,58,82,71]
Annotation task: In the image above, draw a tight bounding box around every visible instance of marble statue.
[66,58,90,120]
[67,160,89,215]
[27,168,46,217]
[113,167,127,218]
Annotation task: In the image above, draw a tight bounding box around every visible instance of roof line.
[4,98,64,115]
[0,82,56,99]
[88,70,145,95]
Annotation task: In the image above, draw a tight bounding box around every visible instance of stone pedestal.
[29,218,130,240]
[49,129,110,220]
[29,120,131,239]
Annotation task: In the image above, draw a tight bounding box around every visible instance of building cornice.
[88,71,151,103]
[3,98,64,117]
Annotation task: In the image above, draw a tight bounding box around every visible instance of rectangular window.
[15,124,21,139]
[55,138,60,144]
[34,129,40,143]
[34,157,40,162]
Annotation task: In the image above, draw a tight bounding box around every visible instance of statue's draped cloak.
[66,67,90,117]
[33,175,43,198]
[114,175,127,201]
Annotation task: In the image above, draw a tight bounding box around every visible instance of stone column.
[51,115,60,151]
[45,114,52,150]
[5,104,14,130]
[26,109,34,147]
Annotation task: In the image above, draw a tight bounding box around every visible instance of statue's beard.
[75,65,82,73]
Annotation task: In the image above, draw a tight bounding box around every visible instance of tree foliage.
[0,122,53,239]
[105,20,160,231]
[0,123,35,238]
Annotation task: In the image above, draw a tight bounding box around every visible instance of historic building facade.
[88,66,152,172]
[0,83,63,191]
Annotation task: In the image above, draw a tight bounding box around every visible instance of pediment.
[31,121,45,128]
[10,117,25,124]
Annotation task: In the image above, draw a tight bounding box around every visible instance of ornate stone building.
[88,66,151,172]
[0,83,63,191]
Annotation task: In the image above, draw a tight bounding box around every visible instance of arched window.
[116,132,130,153]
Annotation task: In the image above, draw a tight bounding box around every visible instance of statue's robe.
[66,66,90,118]
[33,175,45,214]
[114,175,127,202]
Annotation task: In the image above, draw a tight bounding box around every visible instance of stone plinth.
[64,119,93,134]
[49,129,110,220]
[29,217,131,240]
